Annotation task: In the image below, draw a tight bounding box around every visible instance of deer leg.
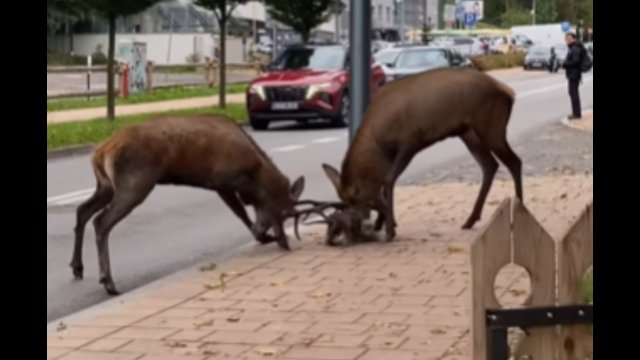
[490,142,523,201]
[218,190,254,232]
[381,153,413,241]
[460,131,499,229]
[93,183,154,295]
[71,184,113,280]
[374,211,385,231]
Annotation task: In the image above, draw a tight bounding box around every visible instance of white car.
[373,47,403,78]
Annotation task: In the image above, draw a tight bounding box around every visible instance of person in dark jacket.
[562,32,587,119]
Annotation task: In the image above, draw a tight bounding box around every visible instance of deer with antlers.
[71,115,319,295]
[307,68,523,245]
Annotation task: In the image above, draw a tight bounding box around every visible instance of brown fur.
[71,115,305,295]
[322,68,522,242]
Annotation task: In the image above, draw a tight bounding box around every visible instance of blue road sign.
[561,21,571,32]
[464,12,477,27]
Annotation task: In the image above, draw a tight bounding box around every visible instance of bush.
[470,52,526,72]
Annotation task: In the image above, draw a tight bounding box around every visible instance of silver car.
[381,46,470,83]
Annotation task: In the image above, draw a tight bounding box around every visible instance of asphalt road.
[47,71,253,96]
[47,71,593,322]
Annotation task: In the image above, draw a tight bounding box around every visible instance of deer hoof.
[100,277,120,296]
[384,230,396,242]
[277,239,291,251]
[461,218,478,230]
[71,264,84,280]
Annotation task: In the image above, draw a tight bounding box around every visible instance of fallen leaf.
[202,350,220,356]
[309,292,332,299]
[226,316,240,323]
[389,272,398,279]
[193,319,214,328]
[429,231,442,238]
[56,322,67,332]
[199,263,217,272]
[559,193,568,199]
[269,281,286,287]
[166,341,187,348]
[204,283,222,290]
[255,348,278,357]
[447,246,465,254]
[431,328,446,335]
[509,289,527,297]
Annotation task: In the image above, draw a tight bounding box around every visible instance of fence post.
[146,61,154,92]
[557,203,593,360]
[470,198,512,360]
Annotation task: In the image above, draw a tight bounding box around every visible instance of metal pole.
[348,0,371,140]
[399,0,405,43]
[531,0,536,25]
[335,13,340,42]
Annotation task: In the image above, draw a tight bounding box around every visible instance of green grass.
[47,104,248,151]
[583,270,593,303]
[47,84,248,112]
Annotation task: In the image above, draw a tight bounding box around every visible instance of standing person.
[548,46,557,73]
[562,32,587,120]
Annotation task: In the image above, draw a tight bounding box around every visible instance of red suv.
[246,44,386,130]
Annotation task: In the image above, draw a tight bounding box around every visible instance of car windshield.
[271,46,346,71]
[396,49,449,69]
[374,49,401,65]
[529,46,551,56]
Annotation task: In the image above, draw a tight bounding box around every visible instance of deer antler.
[289,200,346,240]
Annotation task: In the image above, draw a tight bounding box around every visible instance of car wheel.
[249,117,269,131]
[330,93,349,128]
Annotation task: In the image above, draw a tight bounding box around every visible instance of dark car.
[523,45,554,70]
[246,44,385,130]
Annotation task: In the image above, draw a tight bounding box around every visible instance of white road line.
[271,144,306,153]
[312,136,341,144]
[517,77,593,99]
[47,188,94,204]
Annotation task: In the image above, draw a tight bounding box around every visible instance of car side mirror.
[385,62,395,68]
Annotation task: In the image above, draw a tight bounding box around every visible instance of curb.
[47,144,95,160]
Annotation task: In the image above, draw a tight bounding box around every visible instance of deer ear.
[322,163,342,193]
[290,176,305,201]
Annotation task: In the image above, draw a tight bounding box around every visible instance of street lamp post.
[348,0,371,140]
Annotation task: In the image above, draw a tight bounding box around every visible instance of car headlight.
[249,85,266,100]
[306,82,333,99]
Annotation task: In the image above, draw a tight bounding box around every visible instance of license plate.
[271,102,299,111]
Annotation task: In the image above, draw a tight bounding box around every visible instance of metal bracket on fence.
[486,304,593,360]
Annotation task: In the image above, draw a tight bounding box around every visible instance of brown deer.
[71,115,314,295]
[312,68,523,245]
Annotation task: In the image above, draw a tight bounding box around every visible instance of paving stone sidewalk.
[47,172,593,360]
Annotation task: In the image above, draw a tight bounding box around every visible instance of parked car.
[382,46,472,83]
[373,47,403,77]
[523,45,554,70]
[246,44,386,130]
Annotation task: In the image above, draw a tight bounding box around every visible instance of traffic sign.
[561,21,571,32]
[464,12,477,27]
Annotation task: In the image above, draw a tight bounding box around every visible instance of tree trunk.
[107,14,116,121]
[219,17,227,109]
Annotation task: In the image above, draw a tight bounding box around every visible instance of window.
[378,5,383,21]
[272,46,347,71]
[386,6,391,22]
[396,49,450,69]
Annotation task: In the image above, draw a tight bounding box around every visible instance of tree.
[195,0,248,108]
[535,0,557,24]
[85,0,162,121]
[48,0,90,33]
[264,0,341,43]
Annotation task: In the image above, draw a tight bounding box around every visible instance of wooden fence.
[471,197,593,360]
[47,59,262,100]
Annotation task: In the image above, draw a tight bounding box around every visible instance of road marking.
[271,144,306,153]
[312,136,340,144]
[47,188,94,205]
[517,77,593,99]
